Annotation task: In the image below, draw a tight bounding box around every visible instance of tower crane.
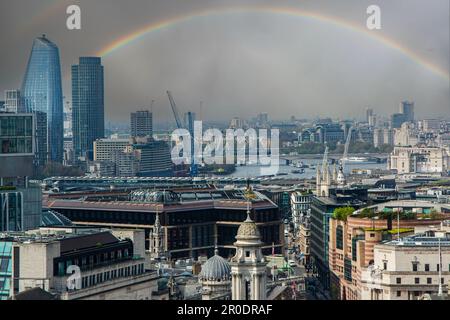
[341,126,353,170]
[167,91,183,129]
[337,126,353,186]
[322,145,329,170]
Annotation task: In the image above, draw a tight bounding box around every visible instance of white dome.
[199,252,231,282]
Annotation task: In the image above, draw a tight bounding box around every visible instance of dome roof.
[337,166,346,185]
[236,213,260,239]
[199,251,231,281]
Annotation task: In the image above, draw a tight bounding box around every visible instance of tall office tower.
[366,108,376,127]
[400,101,414,122]
[366,108,373,123]
[4,90,25,113]
[131,110,153,138]
[22,35,63,163]
[72,57,105,160]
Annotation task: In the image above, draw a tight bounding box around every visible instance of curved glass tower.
[21,35,64,163]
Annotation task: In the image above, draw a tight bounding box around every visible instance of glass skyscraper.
[72,57,104,160]
[21,35,64,164]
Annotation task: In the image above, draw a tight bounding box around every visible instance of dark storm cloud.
[0,0,448,123]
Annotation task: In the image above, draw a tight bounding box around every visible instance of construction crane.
[167,90,199,177]
[341,126,353,170]
[322,145,329,170]
[167,91,183,129]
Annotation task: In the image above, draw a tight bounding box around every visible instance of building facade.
[135,140,173,177]
[389,146,450,174]
[72,57,105,160]
[93,138,130,162]
[328,200,450,300]
[361,230,449,300]
[0,113,35,178]
[3,227,159,300]
[131,111,153,138]
[22,35,63,163]
[45,189,283,260]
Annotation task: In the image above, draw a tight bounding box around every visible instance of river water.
[219,159,387,179]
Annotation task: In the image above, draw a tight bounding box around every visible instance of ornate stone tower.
[149,210,165,260]
[316,162,331,197]
[230,206,267,300]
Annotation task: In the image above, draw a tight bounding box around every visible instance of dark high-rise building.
[22,35,63,164]
[72,57,104,160]
[399,101,414,122]
[391,113,407,129]
[130,110,152,138]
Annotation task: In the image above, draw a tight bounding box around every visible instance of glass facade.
[0,241,13,300]
[72,57,104,159]
[0,191,23,231]
[344,257,352,282]
[0,115,33,154]
[336,225,343,250]
[22,36,63,163]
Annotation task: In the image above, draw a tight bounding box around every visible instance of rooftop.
[384,232,450,247]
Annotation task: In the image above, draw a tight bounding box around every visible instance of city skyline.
[1,0,450,305]
[0,0,448,124]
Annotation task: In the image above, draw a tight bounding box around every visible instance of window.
[336,226,343,250]
[425,264,430,272]
[397,291,401,297]
[383,261,387,270]
[427,278,432,284]
[246,251,250,258]
[57,262,65,276]
[412,263,418,272]
[415,278,420,284]
[396,277,401,284]
[437,264,440,272]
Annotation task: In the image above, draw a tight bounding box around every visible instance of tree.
[332,207,356,221]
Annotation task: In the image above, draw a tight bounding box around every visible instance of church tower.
[231,204,267,300]
[149,210,165,260]
[316,162,331,197]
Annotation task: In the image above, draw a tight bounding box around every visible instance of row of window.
[77,263,145,291]
[57,247,131,276]
[396,277,445,285]
[412,263,449,272]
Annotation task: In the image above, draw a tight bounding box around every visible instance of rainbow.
[95,5,449,81]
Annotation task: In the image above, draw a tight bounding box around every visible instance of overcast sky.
[0,0,448,123]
